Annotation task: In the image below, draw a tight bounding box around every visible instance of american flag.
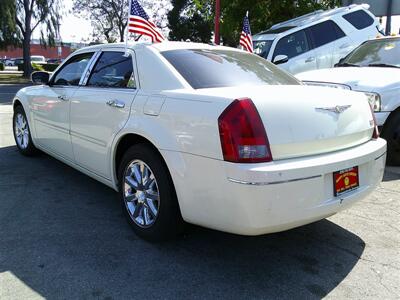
[128,0,165,43]
[239,13,253,53]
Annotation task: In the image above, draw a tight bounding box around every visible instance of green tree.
[168,0,213,43]
[168,0,340,46]
[15,0,62,77]
[0,0,19,49]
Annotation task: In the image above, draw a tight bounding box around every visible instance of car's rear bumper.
[162,138,386,235]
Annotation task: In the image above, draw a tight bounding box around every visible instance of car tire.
[12,105,39,156]
[118,143,183,241]
[381,111,400,166]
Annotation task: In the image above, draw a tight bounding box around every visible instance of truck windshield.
[253,40,273,59]
[343,38,400,68]
[162,49,299,89]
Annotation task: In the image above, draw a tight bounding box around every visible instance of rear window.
[162,49,299,89]
[342,10,374,30]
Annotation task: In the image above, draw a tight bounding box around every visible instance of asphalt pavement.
[0,84,399,299]
[0,84,30,105]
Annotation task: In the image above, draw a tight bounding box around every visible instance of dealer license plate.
[333,166,359,197]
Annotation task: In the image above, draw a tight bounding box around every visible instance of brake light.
[218,98,272,163]
[369,103,379,139]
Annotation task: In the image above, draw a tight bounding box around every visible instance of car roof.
[254,4,371,40]
[73,41,243,55]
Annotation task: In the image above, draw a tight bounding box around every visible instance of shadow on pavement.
[383,166,400,182]
[0,145,365,299]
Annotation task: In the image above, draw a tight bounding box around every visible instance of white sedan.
[13,42,386,241]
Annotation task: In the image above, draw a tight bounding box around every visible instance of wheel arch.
[13,98,23,110]
[112,132,175,190]
[112,132,186,217]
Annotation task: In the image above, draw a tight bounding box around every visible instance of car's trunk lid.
[196,85,374,160]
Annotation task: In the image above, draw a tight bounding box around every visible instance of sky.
[59,0,92,42]
[33,0,92,42]
[34,0,400,43]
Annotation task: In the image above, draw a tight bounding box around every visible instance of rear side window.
[273,30,310,59]
[162,49,299,89]
[87,52,135,88]
[342,10,374,30]
[309,20,345,48]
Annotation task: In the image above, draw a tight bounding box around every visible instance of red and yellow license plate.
[333,166,359,197]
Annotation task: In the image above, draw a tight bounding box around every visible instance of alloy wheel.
[123,160,160,228]
[14,113,29,149]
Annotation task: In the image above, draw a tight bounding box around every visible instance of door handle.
[106,100,125,108]
[305,57,315,63]
[57,95,68,101]
[340,43,350,49]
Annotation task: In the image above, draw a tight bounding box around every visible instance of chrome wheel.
[14,113,29,149]
[123,160,160,228]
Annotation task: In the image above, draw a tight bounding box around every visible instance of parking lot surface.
[0,84,399,299]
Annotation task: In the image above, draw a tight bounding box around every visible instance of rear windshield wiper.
[368,63,400,69]
[335,62,360,67]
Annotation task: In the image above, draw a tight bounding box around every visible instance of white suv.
[253,4,382,74]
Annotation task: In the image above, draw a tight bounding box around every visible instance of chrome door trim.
[80,50,102,86]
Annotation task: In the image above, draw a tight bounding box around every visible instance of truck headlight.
[363,92,381,112]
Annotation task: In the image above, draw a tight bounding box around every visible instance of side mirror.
[273,54,289,65]
[31,71,50,85]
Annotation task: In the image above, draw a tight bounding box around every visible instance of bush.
[18,62,52,73]
[43,63,59,72]
[31,63,44,71]
[0,63,4,71]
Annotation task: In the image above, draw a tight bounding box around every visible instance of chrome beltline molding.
[227,174,322,186]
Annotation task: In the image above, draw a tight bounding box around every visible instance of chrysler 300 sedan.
[13,42,386,241]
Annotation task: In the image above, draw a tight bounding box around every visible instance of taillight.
[369,103,379,139]
[218,98,272,163]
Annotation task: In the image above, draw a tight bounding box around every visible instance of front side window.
[162,49,300,89]
[342,10,374,30]
[52,52,94,86]
[343,38,400,67]
[309,21,345,48]
[87,52,135,88]
[273,30,310,60]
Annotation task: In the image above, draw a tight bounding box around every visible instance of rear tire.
[118,144,183,241]
[13,105,38,156]
[381,111,400,166]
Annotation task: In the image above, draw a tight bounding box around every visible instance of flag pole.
[125,0,132,56]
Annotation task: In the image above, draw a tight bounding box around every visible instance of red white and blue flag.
[239,12,253,53]
[128,0,165,43]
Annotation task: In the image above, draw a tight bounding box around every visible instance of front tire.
[381,112,400,166]
[13,105,38,156]
[118,144,183,241]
